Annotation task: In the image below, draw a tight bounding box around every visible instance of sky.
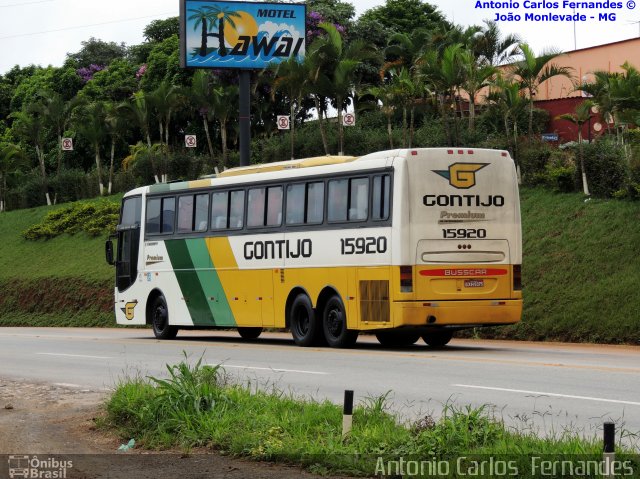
[0,0,638,75]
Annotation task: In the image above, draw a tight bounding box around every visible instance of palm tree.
[104,102,128,195]
[118,91,159,183]
[39,91,83,176]
[366,82,398,148]
[211,84,238,168]
[556,100,594,195]
[0,143,25,212]
[271,57,309,160]
[511,43,573,136]
[312,23,374,155]
[189,70,222,161]
[74,102,107,195]
[470,20,521,67]
[10,104,51,206]
[458,49,497,131]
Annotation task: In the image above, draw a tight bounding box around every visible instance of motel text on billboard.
[181,0,306,69]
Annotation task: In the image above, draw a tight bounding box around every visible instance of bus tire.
[290,294,321,347]
[322,295,358,348]
[238,327,262,340]
[375,330,420,347]
[422,331,453,348]
[151,295,178,340]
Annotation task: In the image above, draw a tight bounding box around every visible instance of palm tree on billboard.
[188,6,240,57]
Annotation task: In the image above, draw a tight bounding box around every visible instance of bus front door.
[116,226,140,292]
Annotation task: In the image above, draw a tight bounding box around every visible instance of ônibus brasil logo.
[433,163,489,189]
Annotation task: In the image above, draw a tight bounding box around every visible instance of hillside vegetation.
[0,188,638,344]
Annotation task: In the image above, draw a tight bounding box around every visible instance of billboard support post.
[239,70,251,167]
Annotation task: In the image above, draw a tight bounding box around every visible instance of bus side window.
[194,193,209,231]
[177,195,194,233]
[286,184,305,225]
[328,179,348,222]
[146,198,161,234]
[266,186,283,227]
[211,192,229,230]
[348,177,368,221]
[229,190,245,229]
[306,182,324,224]
[248,188,266,227]
[371,175,390,221]
[161,197,175,234]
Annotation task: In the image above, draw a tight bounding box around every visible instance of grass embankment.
[0,197,118,327]
[0,188,639,343]
[103,357,639,477]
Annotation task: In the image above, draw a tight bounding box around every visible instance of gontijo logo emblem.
[433,163,489,189]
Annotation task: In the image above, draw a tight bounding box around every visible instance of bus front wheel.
[290,294,321,347]
[151,295,178,340]
[238,327,262,340]
[422,331,453,348]
[323,295,358,348]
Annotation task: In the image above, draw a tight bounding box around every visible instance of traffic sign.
[277,115,290,130]
[185,135,197,148]
[343,113,355,127]
[61,138,73,151]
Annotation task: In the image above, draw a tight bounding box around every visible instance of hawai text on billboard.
[180,0,306,70]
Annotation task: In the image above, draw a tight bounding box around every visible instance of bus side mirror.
[105,239,115,265]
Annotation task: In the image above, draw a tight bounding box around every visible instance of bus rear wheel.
[238,327,262,340]
[422,331,453,348]
[151,295,178,340]
[322,295,358,348]
[375,330,420,347]
[290,294,321,347]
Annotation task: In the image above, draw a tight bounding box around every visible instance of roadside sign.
[185,135,197,148]
[541,133,558,142]
[343,113,355,127]
[277,115,290,130]
[61,138,73,151]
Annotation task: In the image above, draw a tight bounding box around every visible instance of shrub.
[580,139,629,197]
[22,200,120,240]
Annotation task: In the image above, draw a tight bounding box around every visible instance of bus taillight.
[513,265,522,291]
[400,266,413,293]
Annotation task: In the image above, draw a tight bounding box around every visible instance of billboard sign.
[180,0,306,70]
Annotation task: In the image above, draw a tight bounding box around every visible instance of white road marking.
[53,383,82,388]
[218,364,328,375]
[453,384,640,406]
[36,353,113,359]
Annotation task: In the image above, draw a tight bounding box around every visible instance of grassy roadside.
[102,357,639,477]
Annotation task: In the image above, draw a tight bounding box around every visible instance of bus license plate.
[464,279,484,288]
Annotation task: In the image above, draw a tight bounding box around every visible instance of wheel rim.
[326,306,343,338]
[153,304,167,332]
[294,305,310,337]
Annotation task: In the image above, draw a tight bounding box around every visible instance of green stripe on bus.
[185,239,236,327]
[165,239,214,326]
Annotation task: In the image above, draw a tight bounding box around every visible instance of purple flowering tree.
[76,64,105,83]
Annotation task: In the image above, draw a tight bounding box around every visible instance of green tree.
[211,84,238,168]
[0,143,25,212]
[457,49,497,131]
[74,101,108,195]
[366,82,399,148]
[359,0,450,35]
[143,17,180,43]
[511,43,573,136]
[10,104,51,205]
[189,70,221,161]
[104,102,128,194]
[118,91,159,183]
[66,37,127,68]
[79,59,138,102]
[272,57,309,160]
[40,90,83,176]
[556,100,594,195]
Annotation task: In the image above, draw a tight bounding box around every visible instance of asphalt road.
[0,328,638,447]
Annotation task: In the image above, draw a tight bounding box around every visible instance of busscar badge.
[121,300,138,320]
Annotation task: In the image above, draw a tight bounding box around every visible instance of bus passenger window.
[348,177,368,221]
[146,198,161,234]
[248,188,266,227]
[372,175,390,221]
[161,197,175,234]
[177,196,194,233]
[229,190,245,229]
[306,182,324,224]
[328,179,348,222]
[194,194,209,231]
[267,186,283,226]
[286,184,305,225]
[211,192,229,230]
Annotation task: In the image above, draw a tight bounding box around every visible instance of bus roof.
[215,155,358,178]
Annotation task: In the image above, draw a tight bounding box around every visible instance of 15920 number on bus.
[340,236,387,255]
[442,228,487,239]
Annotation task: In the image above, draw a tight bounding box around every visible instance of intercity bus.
[106,148,522,348]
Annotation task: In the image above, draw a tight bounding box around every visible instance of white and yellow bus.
[106,148,522,348]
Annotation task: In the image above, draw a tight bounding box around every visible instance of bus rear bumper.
[390,299,522,328]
